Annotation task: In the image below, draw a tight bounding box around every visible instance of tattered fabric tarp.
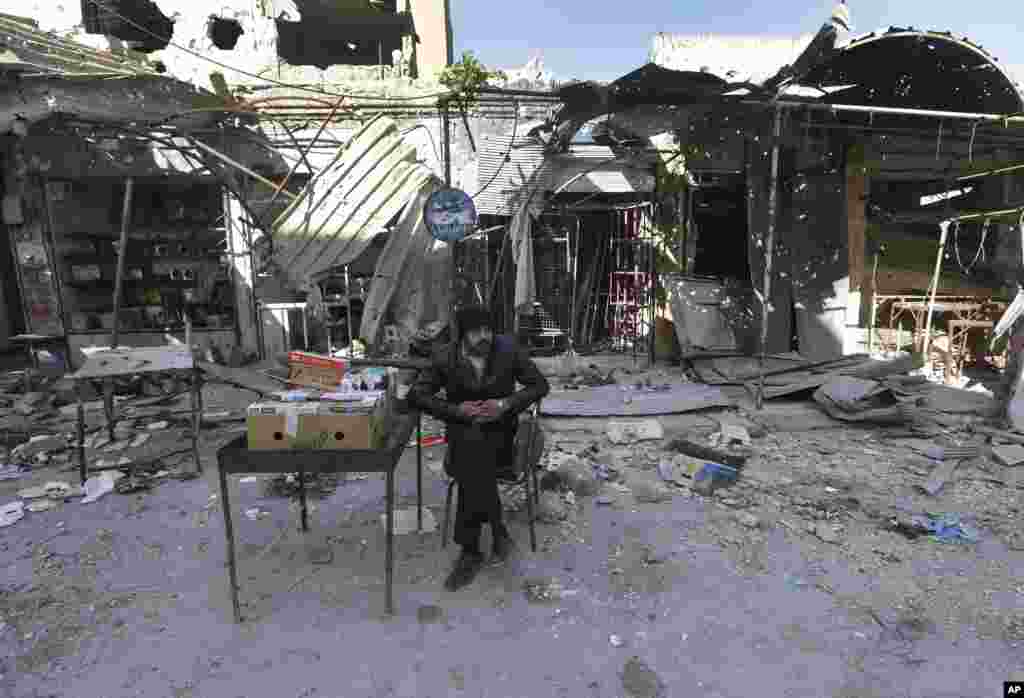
[541,383,734,417]
[359,181,443,345]
[272,114,438,284]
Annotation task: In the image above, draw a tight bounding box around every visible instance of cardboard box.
[247,399,389,451]
[287,352,347,390]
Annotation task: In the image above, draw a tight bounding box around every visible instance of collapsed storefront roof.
[0,12,158,76]
[546,28,1024,148]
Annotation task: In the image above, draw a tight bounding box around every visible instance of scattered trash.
[607,420,664,445]
[115,476,153,495]
[564,491,577,507]
[147,421,170,431]
[43,481,72,499]
[81,472,125,504]
[0,464,30,481]
[890,512,978,543]
[244,507,267,521]
[263,472,340,499]
[26,499,56,513]
[0,501,25,527]
[657,455,702,486]
[591,462,619,482]
[666,438,748,468]
[409,435,446,448]
[380,507,437,535]
[691,462,739,496]
[609,634,624,647]
[523,577,563,603]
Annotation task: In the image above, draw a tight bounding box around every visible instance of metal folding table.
[215,413,417,622]
[72,346,203,484]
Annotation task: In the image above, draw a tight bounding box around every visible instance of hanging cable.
[85,0,452,102]
[954,218,990,274]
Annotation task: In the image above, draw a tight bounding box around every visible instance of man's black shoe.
[490,533,515,566]
[443,551,484,591]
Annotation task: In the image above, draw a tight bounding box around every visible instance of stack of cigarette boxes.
[245,353,394,451]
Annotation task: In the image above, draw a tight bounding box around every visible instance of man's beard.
[465,338,492,357]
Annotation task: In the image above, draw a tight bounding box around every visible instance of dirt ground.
[2,356,1023,698]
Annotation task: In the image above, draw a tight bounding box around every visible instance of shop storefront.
[5,132,246,367]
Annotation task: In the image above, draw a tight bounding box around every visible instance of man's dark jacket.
[409,335,549,479]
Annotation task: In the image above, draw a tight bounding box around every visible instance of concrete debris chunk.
[130,433,151,449]
[0,501,24,527]
[992,444,1024,467]
[147,421,170,431]
[380,507,437,535]
[13,434,66,459]
[621,656,666,698]
[814,523,842,544]
[607,420,664,445]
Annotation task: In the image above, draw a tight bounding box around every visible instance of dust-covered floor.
[2,359,1023,698]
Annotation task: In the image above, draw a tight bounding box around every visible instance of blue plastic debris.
[912,513,979,543]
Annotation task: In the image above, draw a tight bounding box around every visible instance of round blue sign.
[424,187,478,243]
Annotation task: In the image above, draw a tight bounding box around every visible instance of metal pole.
[868,253,880,354]
[345,265,354,356]
[189,138,299,201]
[742,99,1024,124]
[111,177,134,349]
[756,108,784,410]
[441,101,458,364]
[922,221,952,364]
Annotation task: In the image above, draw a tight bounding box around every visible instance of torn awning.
[271,114,441,285]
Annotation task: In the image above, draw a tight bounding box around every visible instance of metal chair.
[441,401,544,553]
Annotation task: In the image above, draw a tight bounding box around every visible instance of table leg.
[103,378,116,443]
[219,464,242,623]
[76,381,86,485]
[385,468,394,615]
[191,369,203,474]
[298,466,309,533]
[416,414,422,533]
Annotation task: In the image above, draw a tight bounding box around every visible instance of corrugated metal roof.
[272,113,440,281]
[552,145,654,194]
[650,33,815,87]
[651,28,1023,104]
[474,133,552,216]
[0,13,155,76]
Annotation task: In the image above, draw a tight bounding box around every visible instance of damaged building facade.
[22,0,564,360]
[0,11,287,367]
[474,13,1024,380]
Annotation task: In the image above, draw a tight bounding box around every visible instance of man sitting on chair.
[410,305,549,591]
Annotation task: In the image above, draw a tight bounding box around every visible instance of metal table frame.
[71,347,203,485]
[215,414,418,622]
